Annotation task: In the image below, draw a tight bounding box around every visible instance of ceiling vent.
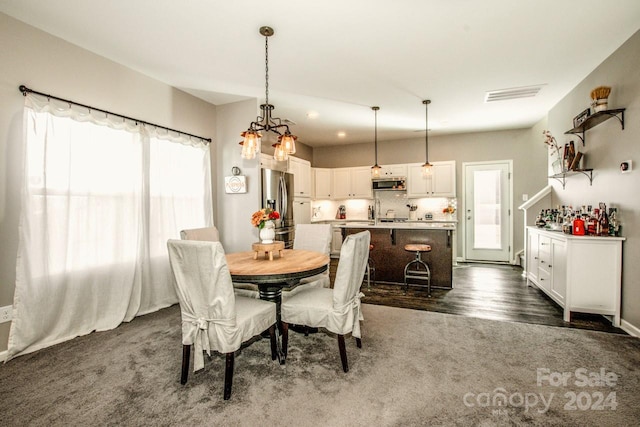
[484,85,544,102]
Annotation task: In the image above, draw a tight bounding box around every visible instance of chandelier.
[240,26,297,161]
[370,106,381,178]
[422,99,433,176]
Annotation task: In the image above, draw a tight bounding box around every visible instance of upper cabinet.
[332,166,373,199]
[407,161,456,198]
[288,156,311,198]
[351,167,374,198]
[312,168,332,199]
[259,153,287,172]
[377,164,407,178]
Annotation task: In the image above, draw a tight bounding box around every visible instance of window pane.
[473,170,501,249]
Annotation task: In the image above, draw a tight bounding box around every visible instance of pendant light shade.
[371,106,381,178]
[422,100,433,176]
[240,131,262,159]
[278,132,297,155]
[272,143,288,161]
[241,26,297,161]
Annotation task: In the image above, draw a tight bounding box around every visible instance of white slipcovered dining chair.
[167,239,277,400]
[281,223,332,299]
[179,226,259,298]
[179,226,220,242]
[281,230,370,372]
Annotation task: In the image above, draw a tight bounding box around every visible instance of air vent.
[485,85,544,102]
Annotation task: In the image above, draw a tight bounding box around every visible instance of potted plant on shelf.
[543,130,563,174]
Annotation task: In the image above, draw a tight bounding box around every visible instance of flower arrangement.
[543,130,561,158]
[251,208,280,229]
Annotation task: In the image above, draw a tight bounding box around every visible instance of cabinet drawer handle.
[548,265,552,268]
[540,278,544,281]
[540,260,545,264]
[534,256,538,260]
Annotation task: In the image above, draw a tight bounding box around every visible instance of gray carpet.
[1,303,639,426]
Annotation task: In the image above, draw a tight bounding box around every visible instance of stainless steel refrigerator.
[261,168,295,248]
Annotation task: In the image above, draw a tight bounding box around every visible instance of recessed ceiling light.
[337,132,346,138]
[307,111,319,119]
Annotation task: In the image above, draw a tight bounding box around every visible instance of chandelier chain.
[264,34,269,107]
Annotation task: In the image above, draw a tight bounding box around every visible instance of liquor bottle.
[587,209,598,235]
[535,210,546,228]
[573,214,585,235]
[562,213,572,234]
[598,203,609,236]
[608,208,618,237]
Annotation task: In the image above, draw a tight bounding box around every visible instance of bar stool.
[403,244,431,297]
[365,244,376,290]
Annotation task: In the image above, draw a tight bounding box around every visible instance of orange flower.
[251,208,280,228]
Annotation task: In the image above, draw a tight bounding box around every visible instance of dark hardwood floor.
[329,260,626,334]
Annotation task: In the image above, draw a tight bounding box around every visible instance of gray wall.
[547,29,640,330]
[0,13,218,353]
[313,126,548,263]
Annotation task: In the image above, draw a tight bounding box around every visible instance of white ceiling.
[2,0,640,147]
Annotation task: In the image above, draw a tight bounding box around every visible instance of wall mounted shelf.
[565,108,625,146]
[549,169,593,189]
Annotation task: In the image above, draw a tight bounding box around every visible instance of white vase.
[259,220,276,244]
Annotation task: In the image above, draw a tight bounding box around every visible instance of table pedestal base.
[258,285,286,364]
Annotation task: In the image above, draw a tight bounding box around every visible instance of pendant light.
[422,100,433,176]
[240,26,297,161]
[240,131,261,159]
[272,143,288,162]
[371,106,381,178]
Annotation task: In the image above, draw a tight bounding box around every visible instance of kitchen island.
[342,222,455,289]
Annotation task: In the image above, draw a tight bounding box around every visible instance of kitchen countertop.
[527,226,625,241]
[339,221,456,230]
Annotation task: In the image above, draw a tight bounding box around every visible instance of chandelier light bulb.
[273,143,288,161]
[279,133,297,155]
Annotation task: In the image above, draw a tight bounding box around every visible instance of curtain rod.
[19,85,212,144]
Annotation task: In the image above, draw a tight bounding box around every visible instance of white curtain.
[7,95,212,359]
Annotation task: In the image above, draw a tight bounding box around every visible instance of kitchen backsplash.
[311,192,457,221]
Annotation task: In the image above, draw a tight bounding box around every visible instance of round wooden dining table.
[226,248,329,292]
[226,248,330,363]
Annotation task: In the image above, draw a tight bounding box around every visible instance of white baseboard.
[620,319,640,338]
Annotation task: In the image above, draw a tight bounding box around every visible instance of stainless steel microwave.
[372,177,406,191]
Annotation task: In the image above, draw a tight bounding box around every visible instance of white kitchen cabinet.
[293,199,311,224]
[259,153,287,172]
[407,161,456,198]
[377,164,407,177]
[526,227,624,326]
[332,167,372,199]
[312,168,332,199]
[351,167,373,198]
[549,238,567,303]
[289,156,311,198]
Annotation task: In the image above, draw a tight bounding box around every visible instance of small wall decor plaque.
[225,175,247,193]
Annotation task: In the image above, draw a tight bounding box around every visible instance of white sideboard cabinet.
[526,227,624,326]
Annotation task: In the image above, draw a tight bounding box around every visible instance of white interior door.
[464,161,511,262]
